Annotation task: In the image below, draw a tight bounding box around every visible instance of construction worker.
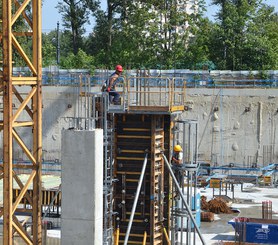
[171,144,183,166]
[106,65,123,104]
[171,144,184,189]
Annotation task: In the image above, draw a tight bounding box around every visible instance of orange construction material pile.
[201,196,233,214]
[201,196,210,210]
[201,211,214,222]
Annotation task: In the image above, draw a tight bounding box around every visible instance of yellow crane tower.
[1,0,42,244]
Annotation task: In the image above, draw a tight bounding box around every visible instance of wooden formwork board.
[113,114,171,244]
[13,189,61,207]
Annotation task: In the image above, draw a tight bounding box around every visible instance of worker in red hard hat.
[106,65,123,104]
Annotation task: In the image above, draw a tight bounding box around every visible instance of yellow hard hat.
[174,145,182,152]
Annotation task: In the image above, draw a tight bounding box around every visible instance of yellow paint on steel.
[114,227,120,245]
[126,178,145,182]
[2,0,42,244]
[116,171,142,175]
[143,231,147,245]
[117,135,151,139]
[12,86,34,118]
[2,0,14,243]
[116,157,147,161]
[11,0,30,25]
[12,87,36,123]
[12,129,36,164]
[12,34,37,75]
[171,105,185,112]
[119,233,148,238]
[12,170,36,214]
[119,240,147,244]
[163,227,170,245]
[12,77,38,81]
[155,135,163,139]
[12,219,32,245]
[120,150,146,153]
[124,219,145,223]
[12,121,34,127]
[13,173,33,205]
[126,212,150,215]
[123,128,150,132]
[32,0,43,241]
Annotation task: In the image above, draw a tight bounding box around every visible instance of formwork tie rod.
[162,154,206,245]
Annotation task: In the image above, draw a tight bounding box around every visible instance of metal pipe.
[142,231,147,245]
[42,184,61,220]
[162,154,206,245]
[124,153,148,245]
[163,227,171,245]
[115,227,120,245]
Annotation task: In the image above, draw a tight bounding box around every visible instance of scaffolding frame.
[171,119,202,245]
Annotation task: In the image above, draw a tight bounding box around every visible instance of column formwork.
[113,113,172,244]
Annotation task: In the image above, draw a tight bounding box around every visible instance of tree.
[210,0,277,70]
[89,0,207,69]
[57,0,99,54]
[242,4,278,70]
[60,49,95,72]
[42,32,57,66]
[184,17,216,69]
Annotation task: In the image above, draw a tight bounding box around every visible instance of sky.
[42,0,278,34]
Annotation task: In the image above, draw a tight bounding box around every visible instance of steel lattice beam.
[1,0,42,244]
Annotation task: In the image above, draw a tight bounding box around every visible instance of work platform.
[84,76,187,115]
[108,104,185,114]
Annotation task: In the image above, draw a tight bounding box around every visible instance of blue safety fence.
[12,68,278,88]
[41,75,278,88]
[0,160,61,175]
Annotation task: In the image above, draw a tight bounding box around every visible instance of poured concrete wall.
[61,129,103,245]
[185,89,278,166]
[3,86,278,166]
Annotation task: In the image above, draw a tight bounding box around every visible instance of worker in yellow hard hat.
[172,144,183,166]
[171,144,184,197]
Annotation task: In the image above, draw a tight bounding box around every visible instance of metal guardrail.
[19,73,278,88]
[126,77,186,109]
[9,68,278,88]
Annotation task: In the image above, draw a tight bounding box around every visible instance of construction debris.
[201,196,210,211]
[201,211,214,222]
[201,196,233,214]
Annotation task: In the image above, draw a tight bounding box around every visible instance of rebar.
[262,200,272,219]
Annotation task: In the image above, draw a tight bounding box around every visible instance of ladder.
[91,93,115,244]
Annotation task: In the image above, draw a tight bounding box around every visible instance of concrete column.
[61,129,103,245]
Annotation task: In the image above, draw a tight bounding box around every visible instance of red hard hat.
[115,65,123,72]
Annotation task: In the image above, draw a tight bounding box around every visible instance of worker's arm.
[173,158,182,165]
[108,75,119,89]
[172,152,183,165]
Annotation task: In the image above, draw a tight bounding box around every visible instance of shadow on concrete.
[211,233,235,241]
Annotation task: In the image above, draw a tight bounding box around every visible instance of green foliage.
[57,0,99,54]
[210,0,278,70]
[60,49,95,73]
[41,0,278,71]
[42,32,57,66]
